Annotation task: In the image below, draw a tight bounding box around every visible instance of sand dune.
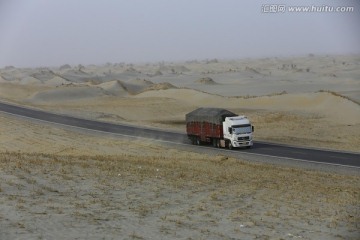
[147,70,163,77]
[29,85,107,102]
[142,82,177,92]
[59,64,72,71]
[158,64,190,73]
[20,76,42,85]
[46,76,72,87]
[123,66,139,73]
[0,68,30,81]
[195,77,218,85]
[124,78,154,94]
[60,69,91,83]
[135,88,218,104]
[0,75,6,83]
[97,79,156,95]
[30,69,57,82]
[244,66,264,75]
[136,88,360,124]
[245,92,360,124]
[98,80,129,97]
[126,78,153,86]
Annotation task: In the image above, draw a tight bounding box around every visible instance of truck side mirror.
[252,126,254,132]
[228,127,232,134]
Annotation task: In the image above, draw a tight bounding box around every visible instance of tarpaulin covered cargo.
[185,108,237,125]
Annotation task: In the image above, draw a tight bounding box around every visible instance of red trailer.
[186,108,237,147]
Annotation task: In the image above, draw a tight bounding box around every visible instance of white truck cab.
[223,116,254,149]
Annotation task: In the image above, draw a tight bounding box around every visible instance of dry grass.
[0,151,359,239]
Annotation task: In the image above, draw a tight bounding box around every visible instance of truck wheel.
[228,142,233,150]
[191,137,196,145]
[216,139,220,148]
[196,138,201,145]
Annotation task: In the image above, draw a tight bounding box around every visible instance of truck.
[186,108,254,149]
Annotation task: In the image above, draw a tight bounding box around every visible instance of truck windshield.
[232,125,252,134]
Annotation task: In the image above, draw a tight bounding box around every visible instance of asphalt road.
[1,101,359,168]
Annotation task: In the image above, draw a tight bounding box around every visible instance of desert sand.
[0,55,359,152]
[0,55,360,239]
[0,113,359,239]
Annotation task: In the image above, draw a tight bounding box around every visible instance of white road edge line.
[255,140,360,155]
[1,110,360,170]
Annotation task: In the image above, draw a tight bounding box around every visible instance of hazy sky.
[0,0,359,67]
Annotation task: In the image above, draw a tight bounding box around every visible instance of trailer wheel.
[196,137,201,145]
[216,139,220,148]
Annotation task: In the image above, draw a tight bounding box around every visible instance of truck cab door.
[223,124,231,139]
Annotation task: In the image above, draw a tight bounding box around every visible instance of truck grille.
[238,136,250,141]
